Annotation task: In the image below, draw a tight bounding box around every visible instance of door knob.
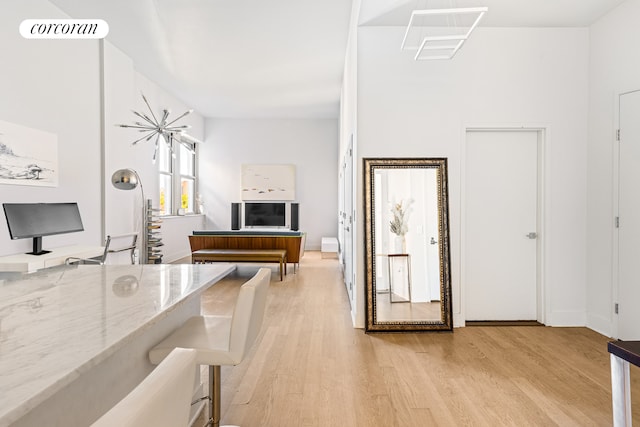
[526,232,537,239]
[430,237,438,245]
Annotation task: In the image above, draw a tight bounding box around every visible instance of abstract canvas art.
[0,119,58,187]
[241,164,295,200]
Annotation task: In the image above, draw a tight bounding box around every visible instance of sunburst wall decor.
[116,93,193,163]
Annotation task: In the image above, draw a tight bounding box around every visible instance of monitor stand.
[27,236,51,256]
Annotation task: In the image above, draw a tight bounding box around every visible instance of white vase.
[394,235,406,254]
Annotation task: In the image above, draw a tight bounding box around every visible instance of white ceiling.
[49,0,627,119]
[361,0,628,27]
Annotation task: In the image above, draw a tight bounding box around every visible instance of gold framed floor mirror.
[364,158,453,332]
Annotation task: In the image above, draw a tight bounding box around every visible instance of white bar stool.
[149,268,271,427]
[91,347,197,427]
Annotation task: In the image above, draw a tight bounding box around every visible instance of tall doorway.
[464,129,544,322]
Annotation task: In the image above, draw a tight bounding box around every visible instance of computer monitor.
[3,202,84,255]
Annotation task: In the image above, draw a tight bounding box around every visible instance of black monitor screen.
[3,203,84,255]
[244,203,285,227]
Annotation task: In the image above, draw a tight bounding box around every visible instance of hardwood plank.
[231,326,279,405]
[189,252,639,426]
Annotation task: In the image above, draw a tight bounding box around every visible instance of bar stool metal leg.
[207,365,221,427]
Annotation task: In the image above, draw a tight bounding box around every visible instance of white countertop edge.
[0,263,236,426]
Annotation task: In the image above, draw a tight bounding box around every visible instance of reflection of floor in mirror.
[376,297,441,322]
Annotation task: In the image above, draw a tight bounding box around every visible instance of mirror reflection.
[364,158,452,332]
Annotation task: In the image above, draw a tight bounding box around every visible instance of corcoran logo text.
[20,19,109,39]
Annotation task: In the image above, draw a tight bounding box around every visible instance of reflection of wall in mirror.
[374,172,386,287]
[424,170,441,302]
[407,169,437,303]
[373,169,435,303]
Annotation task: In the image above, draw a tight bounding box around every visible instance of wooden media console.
[189,230,306,274]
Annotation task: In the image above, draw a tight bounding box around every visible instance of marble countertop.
[0,263,235,425]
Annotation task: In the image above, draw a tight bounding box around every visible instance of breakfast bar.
[0,262,235,427]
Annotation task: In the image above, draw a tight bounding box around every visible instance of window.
[158,135,198,216]
[179,142,196,214]
[158,137,172,216]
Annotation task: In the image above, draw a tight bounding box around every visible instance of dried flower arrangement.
[389,199,413,236]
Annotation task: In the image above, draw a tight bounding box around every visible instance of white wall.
[587,0,640,336]
[200,118,339,250]
[355,26,589,327]
[161,215,205,262]
[103,41,206,263]
[339,0,361,326]
[0,2,206,263]
[0,0,101,256]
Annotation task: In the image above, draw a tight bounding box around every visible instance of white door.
[465,130,539,321]
[617,90,640,340]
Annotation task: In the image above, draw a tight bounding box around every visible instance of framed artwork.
[241,164,295,200]
[0,119,58,187]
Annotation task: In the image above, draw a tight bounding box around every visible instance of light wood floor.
[376,297,442,322]
[195,251,639,426]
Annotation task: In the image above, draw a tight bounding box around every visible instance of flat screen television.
[244,202,285,228]
[3,202,84,255]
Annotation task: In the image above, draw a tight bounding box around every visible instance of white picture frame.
[0,119,58,187]
[241,164,295,200]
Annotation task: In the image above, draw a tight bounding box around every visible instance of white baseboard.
[545,310,587,326]
[454,313,464,328]
[587,313,613,338]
